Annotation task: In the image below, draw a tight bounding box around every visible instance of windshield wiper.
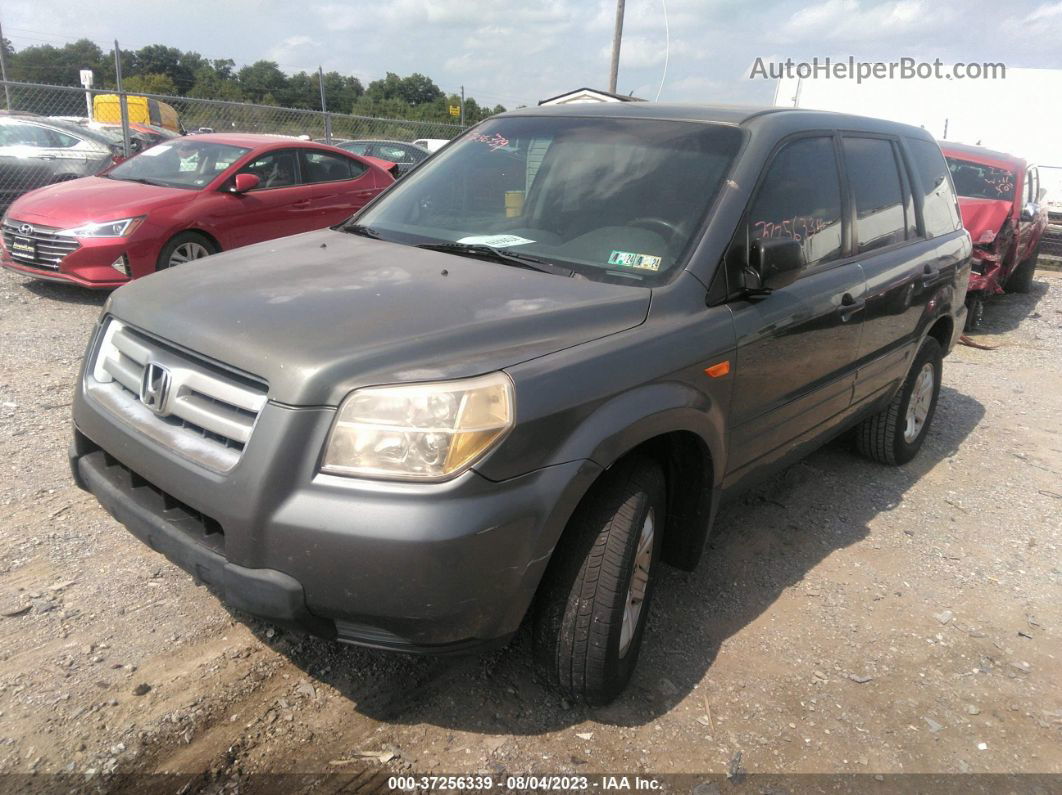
[106,176,167,187]
[343,223,383,239]
[416,242,574,277]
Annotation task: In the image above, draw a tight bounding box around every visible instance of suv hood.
[957,197,1012,244]
[108,229,651,406]
[10,176,193,226]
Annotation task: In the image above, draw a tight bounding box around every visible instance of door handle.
[292,199,311,207]
[839,292,866,321]
[920,263,939,288]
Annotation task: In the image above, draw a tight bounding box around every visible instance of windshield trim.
[344,117,748,288]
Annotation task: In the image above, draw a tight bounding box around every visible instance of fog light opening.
[110,255,130,277]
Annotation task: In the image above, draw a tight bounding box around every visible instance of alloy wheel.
[904,362,935,443]
[168,241,211,266]
[619,506,654,658]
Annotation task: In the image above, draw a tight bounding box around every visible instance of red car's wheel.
[157,231,217,271]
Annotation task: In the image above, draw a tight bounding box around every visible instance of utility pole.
[460,85,465,127]
[113,40,130,158]
[608,0,625,94]
[318,66,331,143]
[0,16,12,110]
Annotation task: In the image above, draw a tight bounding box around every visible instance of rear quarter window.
[908,139,963,237]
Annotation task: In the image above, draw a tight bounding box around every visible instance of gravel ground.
[0,268,1059,790]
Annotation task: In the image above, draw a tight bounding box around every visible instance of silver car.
[0,114,117,209]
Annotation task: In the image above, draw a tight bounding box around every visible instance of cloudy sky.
[3,0,1062,108]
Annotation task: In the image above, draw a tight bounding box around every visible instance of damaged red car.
[941,142,1046,329]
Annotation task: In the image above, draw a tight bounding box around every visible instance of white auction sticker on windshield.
[140,144,172,157]
[456,234,534,247]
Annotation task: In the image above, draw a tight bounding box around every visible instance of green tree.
[187,60,242,101]
[9,39,109,86]
[282,71,319,109]
[130,45,204,92]
[237,60,287,104]
[396,73,442,105]
[365,72,403,103]
[322,71,363,112]
[122,73,179,96]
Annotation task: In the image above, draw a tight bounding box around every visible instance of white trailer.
[773,66,1062,170]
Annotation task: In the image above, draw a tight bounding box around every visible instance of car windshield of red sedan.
[348,116,743,285]
[945,157,1016,201]
[106,140,251,189]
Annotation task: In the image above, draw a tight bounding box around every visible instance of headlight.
[57,216,144,238]
[321,372,514,481]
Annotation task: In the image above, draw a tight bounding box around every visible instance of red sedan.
[0,134,396,288]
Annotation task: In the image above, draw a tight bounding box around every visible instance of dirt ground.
[0,268,1059,791]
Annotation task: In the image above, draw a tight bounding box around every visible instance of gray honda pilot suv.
[71,104,970,704]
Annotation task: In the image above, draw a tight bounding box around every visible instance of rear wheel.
[1005,244,1039,294]
[157,231,217,271]
[856,337,942,465]
[533,456,665,705]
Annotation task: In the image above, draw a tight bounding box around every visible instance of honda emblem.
[139,362,171,415]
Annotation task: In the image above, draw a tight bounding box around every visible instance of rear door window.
[747,135,843,268]
[842,136,906,253]
[299,150,366,183]
[907,139,962,237]
[46,129,82,148]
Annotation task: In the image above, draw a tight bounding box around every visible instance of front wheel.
[533,456,665,705]
[1005,244,1039,294]
[156,231,217,271]
[856,337,942,465]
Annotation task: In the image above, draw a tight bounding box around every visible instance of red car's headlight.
[56,217,145,239]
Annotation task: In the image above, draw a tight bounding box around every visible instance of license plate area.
[10,236,36,259]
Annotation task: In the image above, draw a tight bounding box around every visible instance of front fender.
[553,383,726,482]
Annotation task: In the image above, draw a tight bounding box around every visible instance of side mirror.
[232,173,260,193]
[749,237,805,292]
[1020,203,1036,222]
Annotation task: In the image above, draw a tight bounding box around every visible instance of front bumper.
[1,235,155,288]
[72,380,600,652]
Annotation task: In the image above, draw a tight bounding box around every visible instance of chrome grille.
[86,319,267,472]
[2,218,80,271]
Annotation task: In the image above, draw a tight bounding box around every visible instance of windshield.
[349,116,743,285]
[946,157,1016,201]
[106,140,251,189]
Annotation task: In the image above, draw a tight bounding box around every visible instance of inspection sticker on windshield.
[456,234,534,247]
[608,250,662,271]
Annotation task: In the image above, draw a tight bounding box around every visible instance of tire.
[1005,244,1039,294]
[156,231,217,271]
[856,337,942,465]
[964,293,984,332]
[532,455,665,705]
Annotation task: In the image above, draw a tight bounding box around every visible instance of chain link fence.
[0,80,464,211]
